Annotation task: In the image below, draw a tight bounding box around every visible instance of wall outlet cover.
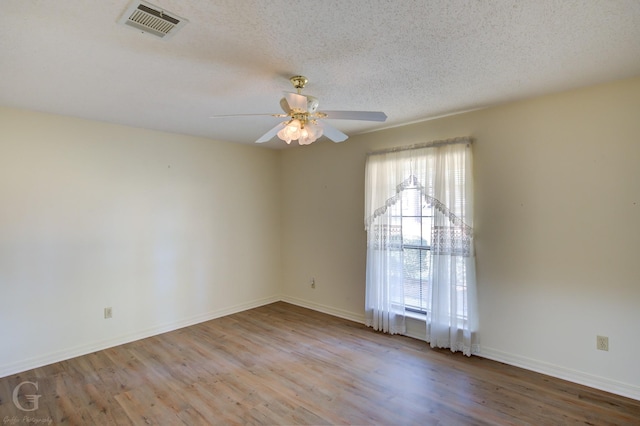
[596,335,608,351]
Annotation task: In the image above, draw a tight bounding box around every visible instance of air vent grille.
[118,1,188,39]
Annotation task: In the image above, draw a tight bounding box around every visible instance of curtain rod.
[366,136,473,156]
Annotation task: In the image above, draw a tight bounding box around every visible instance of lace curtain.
[364,138,479,356]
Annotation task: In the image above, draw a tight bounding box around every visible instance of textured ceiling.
[1,1,640,149]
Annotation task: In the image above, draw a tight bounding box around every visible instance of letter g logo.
[12,381,41,412]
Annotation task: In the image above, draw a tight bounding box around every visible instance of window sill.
[405,310,426,321]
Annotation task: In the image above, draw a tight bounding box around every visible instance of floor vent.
[118,1,188,39]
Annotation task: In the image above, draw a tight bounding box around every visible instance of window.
[387,183,470,320]
[388,183,433,314]
[364,139,478,355]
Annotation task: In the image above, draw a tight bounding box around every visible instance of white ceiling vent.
[118,1,188,39]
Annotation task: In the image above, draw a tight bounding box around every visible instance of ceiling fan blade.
[284,92,308,112]
[320,110,387,122]
[318,121,348,143]
[256,122,286,143]
[210,113,286,118]
[280,98,291,114]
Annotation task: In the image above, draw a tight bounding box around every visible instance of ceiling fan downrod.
[289,75,308,94]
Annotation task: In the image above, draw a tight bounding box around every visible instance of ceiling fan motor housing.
[290,75,308,91]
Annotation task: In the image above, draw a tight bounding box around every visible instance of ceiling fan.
[211,76,387,145]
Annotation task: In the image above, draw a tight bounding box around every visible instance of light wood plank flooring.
[1,302,639,425]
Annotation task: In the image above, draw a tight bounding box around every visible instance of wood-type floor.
[1,302,639,425]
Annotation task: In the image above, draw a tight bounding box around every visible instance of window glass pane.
[420,248,430,282]
[403,247,430,312]
[402,216,421,246]
[419,249,430,311]
[421,216,432,247]
[403,248,421,280]
[403,248,422,310]
[402,197,410,214]
[400,187,432,313]
[455,257,467,319]
[401,188,420,216]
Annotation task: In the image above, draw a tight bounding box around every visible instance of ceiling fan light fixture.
[276,126,292,144]
[303,122,323,145]
[277,118,324,145]
[286,119,302,139]
[277,119,302,144]
[299,127,312,145]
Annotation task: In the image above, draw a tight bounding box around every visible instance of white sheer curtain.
[364,161,406,334]
[364,138,479,355]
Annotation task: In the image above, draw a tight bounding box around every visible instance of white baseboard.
[279,295,366,324]
[0,295,280,379]
[479,346,640,402]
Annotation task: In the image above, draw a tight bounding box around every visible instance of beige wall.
[281,76,640,399]
[2,76,639,400]
[0,108,282,376]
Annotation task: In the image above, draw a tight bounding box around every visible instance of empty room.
[1,1,640,424]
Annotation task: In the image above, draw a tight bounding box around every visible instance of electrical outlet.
[104,307,113,319]
[596,335,608,351]
[310,278,316,289]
